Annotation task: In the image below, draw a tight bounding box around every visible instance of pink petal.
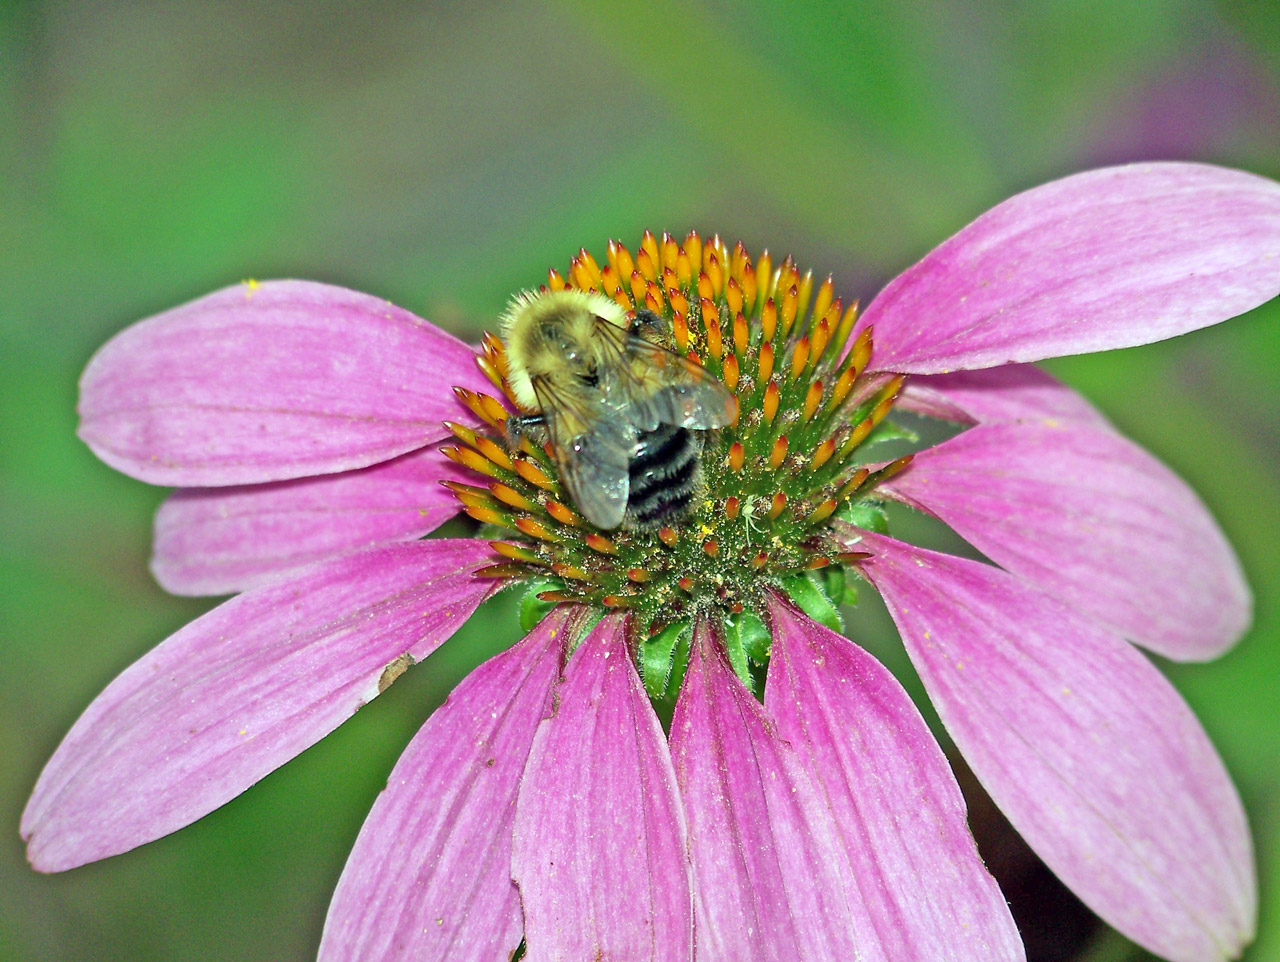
[857,163,1280,373]
[512,614,693,961]
[670,620,888,962]
[897,364,1109,426]
[882,421,1251,660]
[78,280,494,486]
[765,593,1026,962]
[152,445,471,596]
[22,539,497,872]
[318,608,570,962]
[855,531,1255,962]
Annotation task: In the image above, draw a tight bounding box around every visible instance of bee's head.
[499,289,625,409]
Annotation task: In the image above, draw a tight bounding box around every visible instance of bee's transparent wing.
[597,322,737,431]
[531,375,635,530]
[559,420,635,529]
[648,376,737,430]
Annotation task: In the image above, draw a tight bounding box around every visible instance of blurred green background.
[3,1,1279,959]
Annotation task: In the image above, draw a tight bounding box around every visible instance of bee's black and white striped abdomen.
[627,422,702,526]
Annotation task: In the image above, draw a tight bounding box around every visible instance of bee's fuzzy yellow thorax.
[499,289,627,411]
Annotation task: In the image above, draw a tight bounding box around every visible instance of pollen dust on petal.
[377,653,415,693]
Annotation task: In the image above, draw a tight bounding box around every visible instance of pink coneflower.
[23,162,1280,962]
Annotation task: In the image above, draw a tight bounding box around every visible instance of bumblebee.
[500,289,736,530]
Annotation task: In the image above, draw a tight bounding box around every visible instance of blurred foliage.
[3,1,1279,959]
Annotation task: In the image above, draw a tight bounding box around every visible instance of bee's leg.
[505,412,546,450]
[630,307,668,336]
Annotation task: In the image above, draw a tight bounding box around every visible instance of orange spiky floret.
[811,276,834,333]
[809,437,837,472]
[757,341,775,383]
[790,337,810,378]
[544,499,581,526]
[514,457,554,489]
[683,230,702,273]
[763,381,780,424]
[722,353,740,391]
[769,436,789,470]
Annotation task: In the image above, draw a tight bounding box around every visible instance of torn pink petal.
[897,364,1109,426]
[22,539,497,872]
[512,613,692,961]
[151,445,471,596]
[856,531,1255,962]
[318,608,570,962]
[881,421,1251,660]
[78,280,494,486]
[765,593,1025,962]
[857,163,1280,373]
[670,620,888,962]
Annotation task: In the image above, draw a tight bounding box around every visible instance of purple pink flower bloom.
[23,162,1280,962]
